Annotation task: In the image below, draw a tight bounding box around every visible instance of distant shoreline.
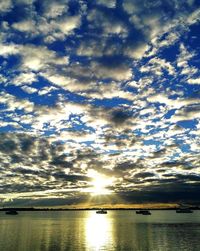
[1,207,200,211]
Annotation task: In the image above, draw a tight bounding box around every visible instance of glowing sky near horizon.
[0,0,200,207]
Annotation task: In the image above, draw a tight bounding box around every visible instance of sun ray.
[85,170,115,196]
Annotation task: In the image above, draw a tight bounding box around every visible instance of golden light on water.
[86,170,115,196]
[85,212,113,250]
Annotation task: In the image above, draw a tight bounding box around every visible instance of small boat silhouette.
[96,209,107,214]
[176,208,193,213]
[136,210,151,215]
[5,210,18,215]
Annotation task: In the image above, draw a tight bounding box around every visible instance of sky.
[0,0,200,208]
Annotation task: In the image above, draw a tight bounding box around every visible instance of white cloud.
[0,44,19,57]
[123,0,141,15]
[13,72,37,86]
[140,107,155,116]
[0,43,68,73]
[176,43,198,77]
[79,81,136,101]
[21,45,68,71]
[0,74,7,83]
[170,106,200,122]
[0,91,34,113]
[43,1,68,18]
[149,57,175,76]
[96,0,116,8]
[87,8,127,36]
[12,20,36,33]
[187,78,200,85]
[0,0,13,13]
[38,86,58,96]
[21,86,38,94]
[141,57,176,76]
[0,121,21,129]
[187,7,200,24]
[125,43,149,60]
[147,94,199,109]
[77,39,106,57]
[15,0,36,4]
[58,130,96,142]
[41,73,75,91]
[32,102,86,131]
[56,15,81,35]
[181,67,198,75]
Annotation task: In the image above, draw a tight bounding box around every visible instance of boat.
[176,208,193,213]
[96,209,107,214]
[5,210,18,215]
[136,210,151,215]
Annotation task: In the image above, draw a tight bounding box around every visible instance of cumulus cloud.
[188,78,200,85]
[147,94,199,109]
[54,15,81,35]
[0,91,34,113]
[141,57,176,76]
[12,20,36,32]
[171,105,200,122]
[42,1,68,18]
[0,0,13,13]
[0,43,68,72]
[13,72,37,86]
[91,58,132,81]
[0,0,200,206]
[96,0,116,8]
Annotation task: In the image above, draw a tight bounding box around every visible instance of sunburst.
[86,170,114,196]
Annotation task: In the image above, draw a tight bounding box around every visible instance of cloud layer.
[0,0,200,206]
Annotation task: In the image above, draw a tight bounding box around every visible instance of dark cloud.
[50,155,73,168]
[134,172,155,179]
[174,173,200,182]
[119,187,200,204]
[96,55,130,69]
[150,148,166,158]
[20,137,35,152]
[52,172,91,182]
[14,167,40,175]
[110,109,132,125]
[115,161,137,171]
[0,138,17,153]
[103,130,138,148]
[1,196,89,207]
[11,154,24,163]
[0,183,50,193]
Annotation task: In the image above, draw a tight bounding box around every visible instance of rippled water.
[0,210,200,251]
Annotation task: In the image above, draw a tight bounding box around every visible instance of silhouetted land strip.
[0,207,200,211]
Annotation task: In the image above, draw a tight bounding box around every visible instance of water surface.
[0,210,200,251]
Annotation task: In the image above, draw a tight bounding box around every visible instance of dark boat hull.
[176,209,193,213]
[96,210,107,214]
[5,211,18,215]
[136,210,151,215]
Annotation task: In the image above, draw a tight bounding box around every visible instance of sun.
[86,170,114,196]
[91,175,111,195]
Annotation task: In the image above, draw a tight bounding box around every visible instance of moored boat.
[176,208,193,213]
[5,210,18,215]
[136,210,151,215]
[96,209,107,214]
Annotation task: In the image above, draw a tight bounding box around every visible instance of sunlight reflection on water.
[85,212,113,250]
[0,210,200,251]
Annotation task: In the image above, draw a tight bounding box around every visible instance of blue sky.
[0,0,200,207]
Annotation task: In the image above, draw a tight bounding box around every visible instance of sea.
[0,210,200,251]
